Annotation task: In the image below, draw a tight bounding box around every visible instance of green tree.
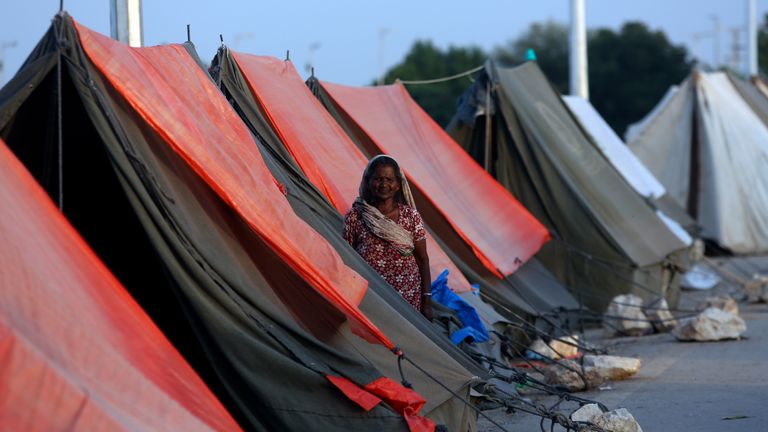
[380,41,486,127]
[588,22,692,135]
[494,21,569,94]
[759,12,768,75]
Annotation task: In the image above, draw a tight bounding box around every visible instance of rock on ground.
[697,295,739,315]
[673,307,747,341]
[604,295,652,336]
[593,408,644,432]
[542,360,603,392]
[643,297,677,332]
[744,275,768,303]
[583,355,641,381]
[571,403,603,422]
[570,405,643,432]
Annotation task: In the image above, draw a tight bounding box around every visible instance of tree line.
[382,16,768,137]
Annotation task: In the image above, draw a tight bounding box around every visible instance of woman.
[343,155,433,320]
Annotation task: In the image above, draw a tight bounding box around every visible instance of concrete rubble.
[570,403,603,423]
[593,408,644,432]
[543,354,641,392]
[744,274,768,303]
[643,297,677,332]
[697,295,739,315]
[542,359,603,392]
[604,294,652,336]
[672,307,747,341]
[571,404,643,432]
[582,355,641,381]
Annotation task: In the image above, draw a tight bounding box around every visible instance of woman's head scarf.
[354,155,417,255]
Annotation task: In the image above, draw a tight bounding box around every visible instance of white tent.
[624,86,680,143]
[563,96,692,246]
[627,72,768,254]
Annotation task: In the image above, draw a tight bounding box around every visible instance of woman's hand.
[414,238,433,321]
[421,300,433,321]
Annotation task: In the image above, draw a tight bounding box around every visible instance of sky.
[2,0,768,87]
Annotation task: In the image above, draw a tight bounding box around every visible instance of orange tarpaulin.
[0,138,241,431]
[319,81,550,277]
[73,21,392,349]
[232,53,473,293]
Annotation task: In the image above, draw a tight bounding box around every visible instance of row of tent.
[4,12,762,431]
[1,15,476,431]
[627,70,768,254]
[447,62,692,310]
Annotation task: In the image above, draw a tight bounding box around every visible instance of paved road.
[478,303,768,431]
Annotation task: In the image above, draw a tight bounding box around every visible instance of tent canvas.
[449,62,688,310]
[0,14,476,431]
[210,48,500,373]
[729,73,768,128]
[221,53,476,295]
[562,95,694,245]
[212,50,522,344]
[307,75,580,319]
[0,137,240,431]
[628,71,768,254]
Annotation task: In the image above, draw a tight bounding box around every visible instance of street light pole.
[110,0,143,47]
[747,0,758,76]
[569,0,589,99]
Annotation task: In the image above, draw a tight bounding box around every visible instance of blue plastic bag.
[431,270,490,344]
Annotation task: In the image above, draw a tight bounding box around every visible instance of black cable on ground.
[502,334,592,389]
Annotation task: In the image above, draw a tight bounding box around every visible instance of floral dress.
[343,203,427,310]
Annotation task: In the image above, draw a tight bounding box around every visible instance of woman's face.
[369,165,401,202]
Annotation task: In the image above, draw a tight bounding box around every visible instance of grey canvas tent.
[562,95,698,239]
[627,71,768,254]
[449,61,689,311]
[0,14,479,431]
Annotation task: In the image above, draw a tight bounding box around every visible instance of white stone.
[593,408,643,432]
[570,403,603,423]
[673,308,747,341]
[542,360,603,392]
[604,295,652,336]
[643,298,677,332]
[583,355,641,381]
[697,295,739,316]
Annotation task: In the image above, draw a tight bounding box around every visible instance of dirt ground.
[478,258,768,432]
